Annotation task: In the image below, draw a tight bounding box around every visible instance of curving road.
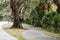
[0,21,59,40]
[0,21,17,40]
[22,24,60,40]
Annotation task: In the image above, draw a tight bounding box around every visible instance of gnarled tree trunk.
[10,0,24,28]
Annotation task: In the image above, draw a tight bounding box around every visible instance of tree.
[30,0,52,26]
[10,0,26,28]
[54,0,60,13]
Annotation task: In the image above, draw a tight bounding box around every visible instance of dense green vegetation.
[23,0,60,33]
[0,0,60,32]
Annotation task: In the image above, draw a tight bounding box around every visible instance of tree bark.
[10,0,24,28]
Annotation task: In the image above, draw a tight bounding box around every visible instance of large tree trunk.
[12,16,23,28]
[10,0,24,28]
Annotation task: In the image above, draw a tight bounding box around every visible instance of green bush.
[24,19,31,24]
[41,11,60,32]
[0,15,3,21]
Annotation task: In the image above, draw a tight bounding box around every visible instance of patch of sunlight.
[51,3,57,11]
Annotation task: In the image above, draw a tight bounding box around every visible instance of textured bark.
[10,0,24,28]
[47,1,52,11]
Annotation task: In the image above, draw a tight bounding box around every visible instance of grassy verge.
[3,24,26,40]
[39,27,60,39]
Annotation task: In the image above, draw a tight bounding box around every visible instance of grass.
[3,24,26,40]
[39,27,60,39]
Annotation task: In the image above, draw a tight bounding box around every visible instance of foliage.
[0,0,9,11]
[41,11,60,32]
[0,0,60,32]
[23,0,60,33]
[0,14,3,21]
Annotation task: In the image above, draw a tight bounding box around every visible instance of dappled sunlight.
[0,0,60,40]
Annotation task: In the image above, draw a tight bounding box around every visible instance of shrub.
[41,11,60,32]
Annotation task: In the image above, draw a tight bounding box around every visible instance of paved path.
[0,21,59,40]
[0,21,17,40]
[22,24,60,40]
